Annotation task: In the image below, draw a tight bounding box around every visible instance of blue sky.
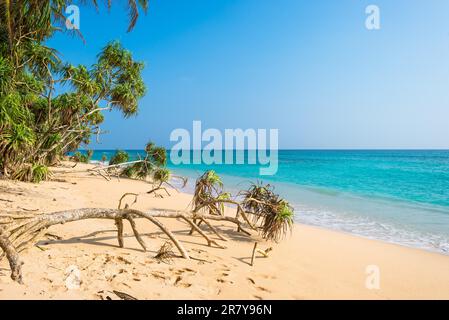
[49,0,449,149]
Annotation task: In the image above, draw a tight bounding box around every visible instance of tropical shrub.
[116,142,170,183]
[241,183,294,242]
[109,150,130,166]
[72,150,93,163]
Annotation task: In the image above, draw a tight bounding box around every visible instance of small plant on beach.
[118,143,167,181]
[11,163,51,183]
[146,168,173,197]
[193,170,229,215]
[30,164,51,183]
[146,142,168,167]
[72,150,93,164]
[109,150,130,166]
[153,168,170,183]
[191,173,294,241]
[90,142,181,197]
[240,183,294,242]
[121,142,165,180]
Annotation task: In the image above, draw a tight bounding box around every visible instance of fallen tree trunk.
[0,207,253,283]
[1,208,190,259]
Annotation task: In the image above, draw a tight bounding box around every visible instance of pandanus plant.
[240,183,294,242]
[192,171,294,242]
[120,142,167,180]
[105,142,182,197]
[192,171,231,216]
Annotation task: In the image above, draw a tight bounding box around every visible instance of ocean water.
[86,149,449,255]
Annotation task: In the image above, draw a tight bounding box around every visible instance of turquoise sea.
[86,150,449,255]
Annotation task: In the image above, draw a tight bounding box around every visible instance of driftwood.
[250,241,273,267]
[0,174,294,283]
[250,243,273,266]
[0,208,190,260]
[0,228,23,283]
[257,247,273,258]
[0,206,253,282]
[250,242,258,266]
[113,290,138,300]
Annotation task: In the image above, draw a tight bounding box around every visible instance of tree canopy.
[0,0,148,181]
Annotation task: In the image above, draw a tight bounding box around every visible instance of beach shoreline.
[1,163,449,300]
[88,149,449,256]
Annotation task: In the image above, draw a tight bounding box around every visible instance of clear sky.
[48,0,449,149]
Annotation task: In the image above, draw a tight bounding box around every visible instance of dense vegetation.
[0,0,148,182]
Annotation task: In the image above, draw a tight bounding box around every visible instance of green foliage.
[132,161,152,179]
[0,56,13,93]
[106,143,171,191]
[121,160,151,180]
[109,150,130,165]
[72,150,93,164]
[122,165,137,178]
[240,183,295,242]
[153,168,170,183]
[31,164,51,183]
[145,141,155,153]
[193,170,227,215]
[216,192,231,214]
[205,170,223,187]
[277,201,294,223]
[143,141,167,167]
[12,163,51,183]
[0,3,148,182]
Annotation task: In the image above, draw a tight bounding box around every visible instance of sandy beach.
[1,163,449,300]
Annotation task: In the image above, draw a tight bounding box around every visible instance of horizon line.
[79,148,449,151]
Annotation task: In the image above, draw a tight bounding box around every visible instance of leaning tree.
[0,0,148,181]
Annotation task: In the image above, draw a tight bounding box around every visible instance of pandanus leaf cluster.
[192,171,294,242]
[240,183,294,242]
[193,170,230,215]
[106,142,171,187]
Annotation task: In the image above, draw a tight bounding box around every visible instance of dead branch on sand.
[0,171,294,283]
[0,206,252,282]
[0,228,23,283]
